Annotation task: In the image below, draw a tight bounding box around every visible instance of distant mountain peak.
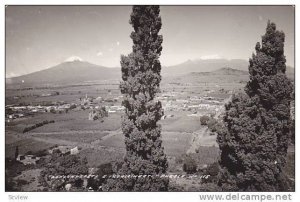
[64,56,83,62]
[6,60,121,85]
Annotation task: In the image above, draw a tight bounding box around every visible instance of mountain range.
[6,59,294,85]
[161,59,249,76]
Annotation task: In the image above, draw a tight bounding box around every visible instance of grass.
[37,132,109,144]
[160,115,201,133]
[161,132,192,157]
[171,146,219,168]
[7,110,121,134]
[39,111,120,132]
[5,138,55,158]
[78,148,124,167]
[99,132,125,148]
[190,146,219,166]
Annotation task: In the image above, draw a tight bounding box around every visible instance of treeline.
[23,120,55,133]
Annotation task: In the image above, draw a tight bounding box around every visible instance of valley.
[5,59,295,191]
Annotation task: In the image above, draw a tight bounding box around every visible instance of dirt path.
[101,128,122,140]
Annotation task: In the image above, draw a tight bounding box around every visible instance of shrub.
[207,118,218,131]
[34,149,48,157]
[87,162,114,191]
[206,162,219,177]
[70,104,76,110]
[175,155,184,164]
[183,155,197,174]
[36,123,43,127]
[200,115,210,125]
[25,151,33,155]
[41,153,88,191]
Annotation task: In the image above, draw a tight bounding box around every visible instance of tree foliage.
[103,5,168,191]
[41,152,89,191]
[200,115,210,125]
[217,21,293,191]
[183,155,197,174]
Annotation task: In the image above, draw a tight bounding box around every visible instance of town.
[6,90,228,123]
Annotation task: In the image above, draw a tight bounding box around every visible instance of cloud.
[116,41,120,46]
[200,54,221,60]
[258,15,263,21]
[97,51,103,56]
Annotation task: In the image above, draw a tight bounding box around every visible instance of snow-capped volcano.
[7,60,121,84]
[64,56,83,62]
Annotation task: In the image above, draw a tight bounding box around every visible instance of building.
[70,147,79,155]
[48,145,80,155]
[16,155,40,165]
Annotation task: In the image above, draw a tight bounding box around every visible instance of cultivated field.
[5,74,294,191]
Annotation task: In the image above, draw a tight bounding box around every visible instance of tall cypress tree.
[217,21,293,191]
[103,5,168,191]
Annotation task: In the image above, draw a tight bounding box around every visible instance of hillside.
[201,67,248,75]
[163,67,249,85]
[6,61,121,85]
[161,59,249,76]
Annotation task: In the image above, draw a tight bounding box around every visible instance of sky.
[5,5,295,78]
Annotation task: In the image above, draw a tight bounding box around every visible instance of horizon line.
[5,57,294,79]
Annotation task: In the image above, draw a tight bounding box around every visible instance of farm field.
[5,74,295,191]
